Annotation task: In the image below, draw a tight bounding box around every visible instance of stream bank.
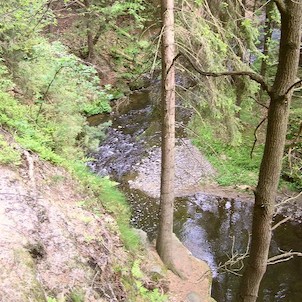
[89,89,302,301]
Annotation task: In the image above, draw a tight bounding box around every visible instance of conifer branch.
[172,52,271,95]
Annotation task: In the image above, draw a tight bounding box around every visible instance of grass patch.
[67,162,140,251]
[191,124,263,187]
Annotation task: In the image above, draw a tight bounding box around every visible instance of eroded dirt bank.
[0,153,129,301]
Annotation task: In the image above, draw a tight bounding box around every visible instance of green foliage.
[0,0,55,63]
[283,105,302,189]
[175,2,262,146]
[69,290,84,302]
[4,39,112,157]
[191,123,263,187]
[131,260,144,279]
[66,162,140,251]
[0,134,21,165]
[58,0,154,87]
[130,260,167,302]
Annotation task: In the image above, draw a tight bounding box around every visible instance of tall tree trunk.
[156,0,176,269]
[238,1,302,301]
[260,1,274,80]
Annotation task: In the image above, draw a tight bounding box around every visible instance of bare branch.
[250,117,267,158]
[268,250,302,265]
[172,52,271,94]
[196,234,251,282]
[250,96,269,109]
[275,191,302,208]
[271,216,291,230]
[268,255,294,265]
[286,79,302,95]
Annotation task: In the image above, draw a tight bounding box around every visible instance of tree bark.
[84,0,95,63]
[260,1,274,80]
[237,1,302,301]
[156,0,176,269]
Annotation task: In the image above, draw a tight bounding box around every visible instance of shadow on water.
[89,90,302,302]
[124,187,302,302]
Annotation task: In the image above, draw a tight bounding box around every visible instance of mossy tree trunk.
[156,0,176,269]
[237,1,302,301]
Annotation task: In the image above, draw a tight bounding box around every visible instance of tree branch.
[275,191,302,208]
[250,96,269,109]
[172,52,271,94]
[273,0,287,14]
[286,79,302,95]
[267,250,302,265]
[271,216,291,231]
[250,117,267,158]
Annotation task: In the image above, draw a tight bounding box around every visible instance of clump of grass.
[67,162,140,251]
[0,134,21,166]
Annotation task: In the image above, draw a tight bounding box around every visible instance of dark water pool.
[125,188,302,302]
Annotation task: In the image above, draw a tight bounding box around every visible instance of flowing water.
[89,91,302,301]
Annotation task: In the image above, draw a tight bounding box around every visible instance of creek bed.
[89,90,302,301]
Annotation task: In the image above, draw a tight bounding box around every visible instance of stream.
[88,91,302,302]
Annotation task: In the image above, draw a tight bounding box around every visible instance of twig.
[267,250,302,265]
[250,117,267,158]
[250,96,269,109]
[150,26,165,77]
[271,216,291,231]
[170,52,271,94]
[35,66,64,123]
[196,234,251,282]
[285,79,302,95]
[85,270,100,300]
[275,191,302,208]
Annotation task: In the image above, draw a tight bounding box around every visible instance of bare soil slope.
[0,151,128,301]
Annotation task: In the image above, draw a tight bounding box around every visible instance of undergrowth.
[191,123,263,187]
[0,133,21,165]
[0,39,140,252]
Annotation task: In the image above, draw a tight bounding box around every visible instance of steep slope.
[0,134,129,301]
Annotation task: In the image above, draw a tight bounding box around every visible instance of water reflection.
[125,189,302,301]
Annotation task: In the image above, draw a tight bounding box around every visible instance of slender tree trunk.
[84,0,95,63]
[260,1,274,79]
[156,0,176,269]
[238,1,302,301]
